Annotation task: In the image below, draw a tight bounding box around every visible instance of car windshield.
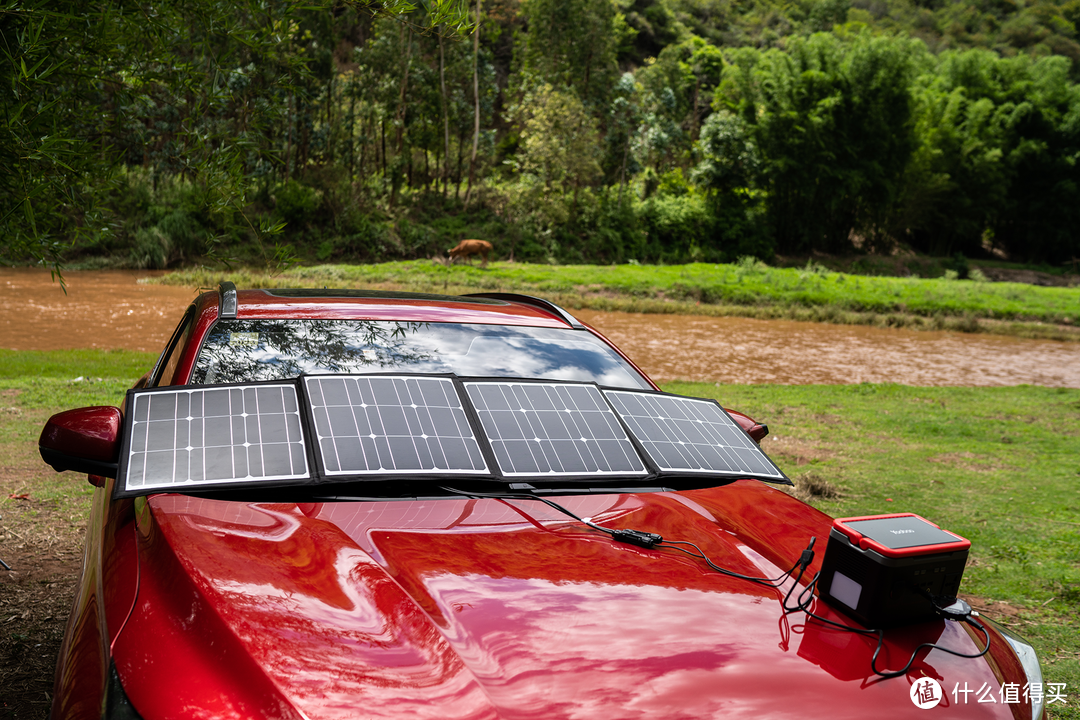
[190,319,652,389]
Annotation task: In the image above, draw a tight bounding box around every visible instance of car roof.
[202,287,578,328]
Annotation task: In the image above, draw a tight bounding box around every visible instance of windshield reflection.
[191,320,649,389]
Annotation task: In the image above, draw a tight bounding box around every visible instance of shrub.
[273,180,322,226]
[129,227,171,269]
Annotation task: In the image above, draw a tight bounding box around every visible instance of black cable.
[440,486,619,535]
[871,617,991,678]
[441,486,811,589]
[443,486,991,681]
[783,572,877,635]
[659,539,800,588]
[782,571,991,677]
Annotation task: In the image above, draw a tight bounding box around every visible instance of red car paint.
[43,288,1034,720]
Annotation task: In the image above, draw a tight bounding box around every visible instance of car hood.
[114,480,1021,720]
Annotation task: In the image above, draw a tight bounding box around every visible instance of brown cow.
[447,239,493,266]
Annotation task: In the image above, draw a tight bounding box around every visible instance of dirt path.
[1,403,87,720]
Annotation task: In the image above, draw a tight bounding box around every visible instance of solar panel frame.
[112,375,790,498]
[302,374,490,479]
[603,389,789,484]
[463,380,650,478]
[115,382,311,498]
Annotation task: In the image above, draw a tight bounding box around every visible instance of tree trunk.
[618,139,628,205]
[326,72,335,164]
[396,26,412,154]
[439,33,451,198]
[348,91,356,179]
[285,93,294,181]
[456,125,466,200]
[391,27,413,207]
[463,0,482,209]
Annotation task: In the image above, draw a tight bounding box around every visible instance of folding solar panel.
[120,384,309,495]
[604,390,787,481]
[115,376,789,497]
[304,375,488,475]
[464,381,648,477]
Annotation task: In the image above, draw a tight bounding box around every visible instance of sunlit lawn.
[156,260,1080,335]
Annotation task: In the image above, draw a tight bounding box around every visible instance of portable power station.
[817,513,970,628]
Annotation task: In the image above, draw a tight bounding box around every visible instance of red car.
[40,285,1044,720]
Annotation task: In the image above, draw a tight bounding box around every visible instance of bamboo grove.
[2,0,1079,270]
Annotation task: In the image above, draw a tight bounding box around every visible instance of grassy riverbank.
[154,260,1080,341]
[2,350,1078,718]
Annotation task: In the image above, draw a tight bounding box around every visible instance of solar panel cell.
[122,384,309,493]
[603,390,785,480]
[465,382,648,477]
[305,376,488,475]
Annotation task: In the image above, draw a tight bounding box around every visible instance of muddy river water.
[2,268,1078,387]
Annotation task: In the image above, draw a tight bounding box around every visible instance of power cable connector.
[797,536,817,572]
[934,597,974,622]
[611,529,663,548]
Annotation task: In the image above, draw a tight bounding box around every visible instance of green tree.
[633,37,723,172]
[720,33,921,253]
[693,109,772,259]
[0,0,473,273]
[518,84,603,199]
[898,50,1080,262]
[519,0,624,103]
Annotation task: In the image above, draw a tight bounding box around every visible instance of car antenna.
[219,281,238,319]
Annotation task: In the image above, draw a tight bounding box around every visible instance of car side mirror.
[724,407,770,444]
[40,407,122,483]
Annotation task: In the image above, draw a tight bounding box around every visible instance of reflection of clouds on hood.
[413,574,880,720]
[153,492,1004,720]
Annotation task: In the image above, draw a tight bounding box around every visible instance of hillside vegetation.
[3,0,1079,273]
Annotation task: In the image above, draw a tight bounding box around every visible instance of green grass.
[665,381,1080,714]
[0,349,157,381]
[3,352,1077,714]
[154,260,1080,340]
[0,352,152,512]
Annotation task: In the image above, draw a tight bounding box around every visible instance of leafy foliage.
[3,0,1079,270]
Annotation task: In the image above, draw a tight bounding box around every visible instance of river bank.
[153,260,1080,342]
[6,268,1080,387]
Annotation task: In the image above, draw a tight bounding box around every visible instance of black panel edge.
[593,386,663,478]
[114,387,137,498]
[601,387,793,486]
[113,380,313,500]
[452,376,501,479]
